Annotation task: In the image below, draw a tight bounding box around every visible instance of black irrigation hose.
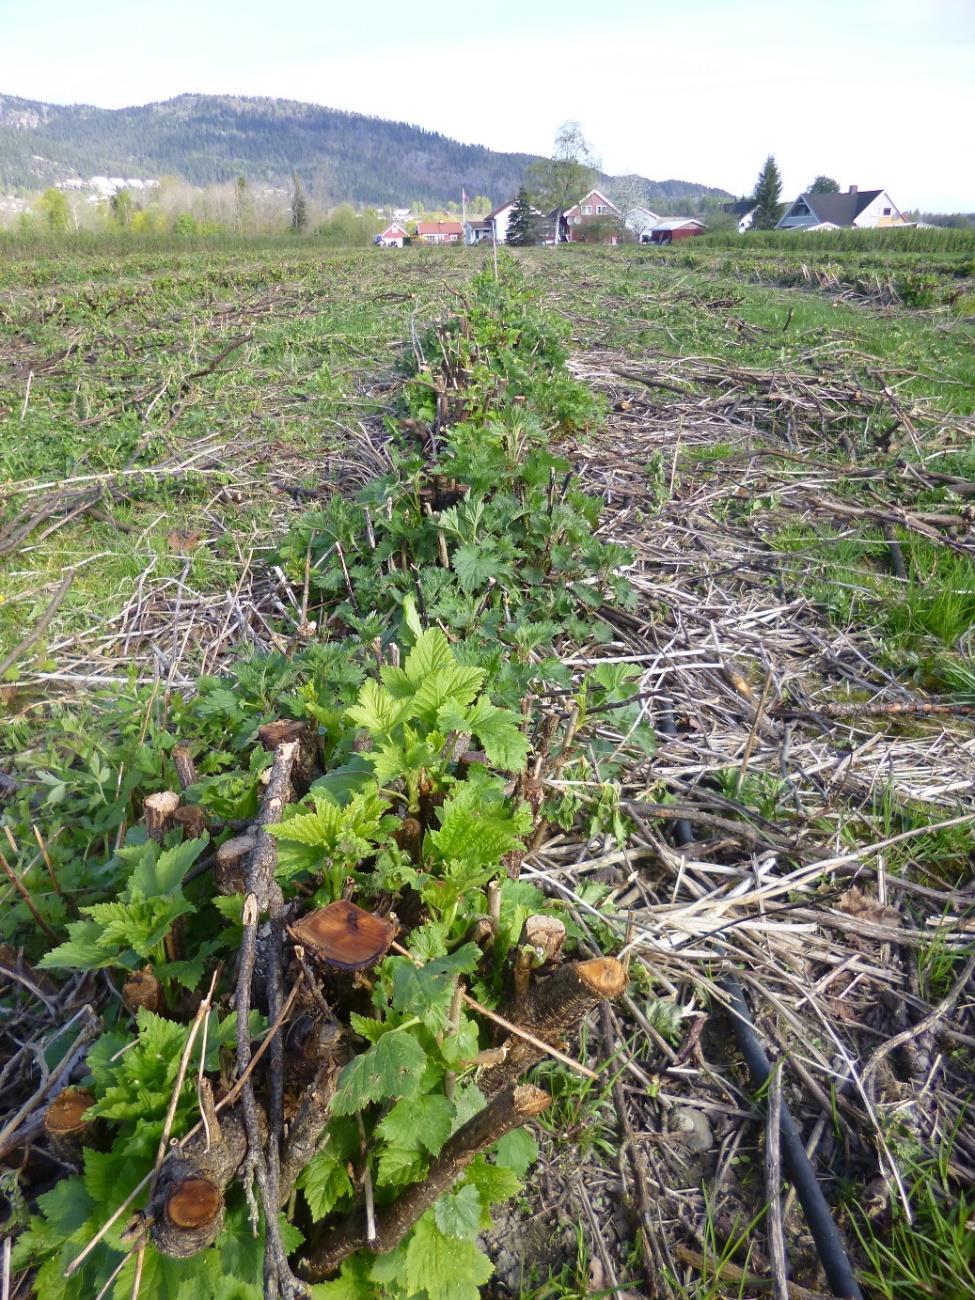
[721,977,864,1300]
[655,703,864,1300]
[882,522,908,582]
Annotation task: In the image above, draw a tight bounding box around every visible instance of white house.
[721,199,757,233]
[777,186,907,231]
[484,197,518,243]
[623,204,661,239]
[376,222,408,248]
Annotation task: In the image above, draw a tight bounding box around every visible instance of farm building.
[642,218,707,244]
[375,223,408,248]
[415,221,464,244]
[463,217,492,244]
[623,205,661,240]
[563,188,622,242]
[721,199,757,233]
[777,186,907,231]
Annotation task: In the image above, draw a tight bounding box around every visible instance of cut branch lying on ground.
[298,1083,552,1280]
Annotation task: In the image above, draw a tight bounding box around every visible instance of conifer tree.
[291,171,308,233]
[506,188,540,246]
[751,155,784,229]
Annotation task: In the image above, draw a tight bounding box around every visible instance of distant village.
[376,184,914,248]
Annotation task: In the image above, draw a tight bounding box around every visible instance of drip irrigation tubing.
[655,703,864,1299]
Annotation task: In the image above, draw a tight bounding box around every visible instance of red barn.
[643,218,707,244]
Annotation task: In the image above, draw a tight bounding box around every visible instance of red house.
[415,221,464,244]
[562,188,621,243]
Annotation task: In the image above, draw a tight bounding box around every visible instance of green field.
[2,238,974,1300]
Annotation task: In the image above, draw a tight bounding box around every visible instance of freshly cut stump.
[289,901,395,971]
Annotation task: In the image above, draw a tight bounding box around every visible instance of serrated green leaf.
[368,1242,408,1285]
[331,1030,427,1115]
[494,1127,539,1177]
[38,921,113,971]
[128,834,208,899]
[377,1094,454,1156]
[266,802,341,846]
[452,543,498,594]
[403,628,454,684]
[389,945,480,1033]
[411,664,485,724]
[464,1154,523,1205]
[401,593,423,640]
[298,1152,354,1220]
[426,782,523,873]
[376,1144,426,1188]
[82,895,195,959]
[433,1184,482,1240]
[404,1213,493,1300]
[310,1254,375,1298]
[346,678,411,738]
[451,1084,487,1131]
[463,697,530,770]
[348,1011,391,1043]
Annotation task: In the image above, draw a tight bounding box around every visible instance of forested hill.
[0,92,732,208]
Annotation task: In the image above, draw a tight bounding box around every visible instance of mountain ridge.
[0,92,733,209]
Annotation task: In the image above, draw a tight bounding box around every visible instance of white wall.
[492,203,514,243]
[853,191,903,227]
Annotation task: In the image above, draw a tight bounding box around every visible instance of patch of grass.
[0,244,477,667]
[848,1139,975,1300]
[530,1028,619,1161]
[772,525,975,693]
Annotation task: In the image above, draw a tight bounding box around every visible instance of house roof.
[416,221,464,235]
[799,189,885,225]
[464,219,491,230]
[650,218,706,231]
[721,200,756,216]
[565,188,620,215]
[486,198,517,220]
[380,223,407,236]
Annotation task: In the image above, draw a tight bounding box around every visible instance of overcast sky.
[2,0,972,209]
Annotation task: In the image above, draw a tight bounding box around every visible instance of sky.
[1,0,973,209]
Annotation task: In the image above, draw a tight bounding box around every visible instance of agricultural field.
[1,235,974,1300]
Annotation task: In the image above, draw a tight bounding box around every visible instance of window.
[582,205,592,215]
[791,202,810,216]
[595,204,607,215]
[883,207,891,215]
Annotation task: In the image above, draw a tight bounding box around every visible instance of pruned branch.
[478,957,628,1094]
[298,1083,551,1280]
[147,1101,256,1258]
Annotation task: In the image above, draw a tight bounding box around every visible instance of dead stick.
[0,849,58,942]
[674,1246,829,1300]
[0,570,73,678]
[765,1063,789,1300]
